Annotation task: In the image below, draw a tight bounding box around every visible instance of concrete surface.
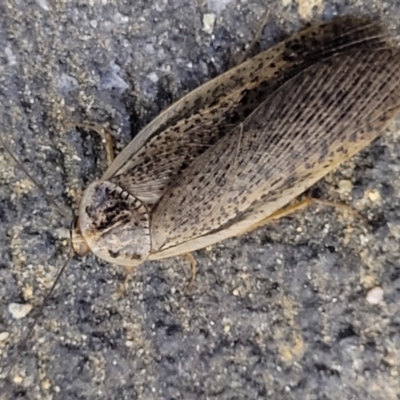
[1,0,400,399]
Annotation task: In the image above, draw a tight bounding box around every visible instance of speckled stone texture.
[1,1,400,399]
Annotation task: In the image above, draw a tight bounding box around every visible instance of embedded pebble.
[298,0,323,19]
[8,303,33,319]
[5,46,17,66]
[36,0,50,11]
[337,179,353,194]
[366,287,384,305]
[101,64,129,93]
[388,222,400,239]
[207,0,232,14]
[0,331,10,342]
[203,13,216,34]
[147,72,159,83]
[13,374,24,385]
[368,189,381,202]
[57,73,78,93]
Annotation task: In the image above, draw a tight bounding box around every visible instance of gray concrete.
[1,1,400,399]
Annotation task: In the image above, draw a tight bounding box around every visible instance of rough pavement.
[1,1,400,399]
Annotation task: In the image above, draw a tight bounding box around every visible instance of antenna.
[0,134,73,220]
[1,132,77,384]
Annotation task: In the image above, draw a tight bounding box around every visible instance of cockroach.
[69,17,400,267]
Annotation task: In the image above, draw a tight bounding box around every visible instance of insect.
[70,16,400,268]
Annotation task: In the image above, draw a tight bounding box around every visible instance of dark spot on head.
[109,250,120,258]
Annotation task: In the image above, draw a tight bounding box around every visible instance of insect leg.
[180,253,198,294]
[74,122,115,165]
[239,196,369,236]
[116,264,138,299]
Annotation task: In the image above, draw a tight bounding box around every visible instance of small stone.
[368,189,381,202]
[359,234,369,246]
[337,180,353,194]
[42,378,51,390]
[361,274,376,289]
[203,13,216,34]
[207,0,232,13]
[13,374,24,384]
[147,72,159,83]
[36,0,50,11]
[383,354,395,366]
[57,73,79,93]
[101,66,129,93]
[23,285,33,300]
[366,287,384,305]
[388,222,400,239]
[5,47,17,66]
[0,331,10,342]
[8,303,33,319]
[298,0,323,19]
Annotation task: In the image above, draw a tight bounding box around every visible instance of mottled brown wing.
[149,47,400,257]
[108,17,390,206]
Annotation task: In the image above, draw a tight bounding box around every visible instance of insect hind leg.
[241,195,369,235]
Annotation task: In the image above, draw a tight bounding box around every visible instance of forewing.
[107,17,390,206]
[151,47,400,254]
